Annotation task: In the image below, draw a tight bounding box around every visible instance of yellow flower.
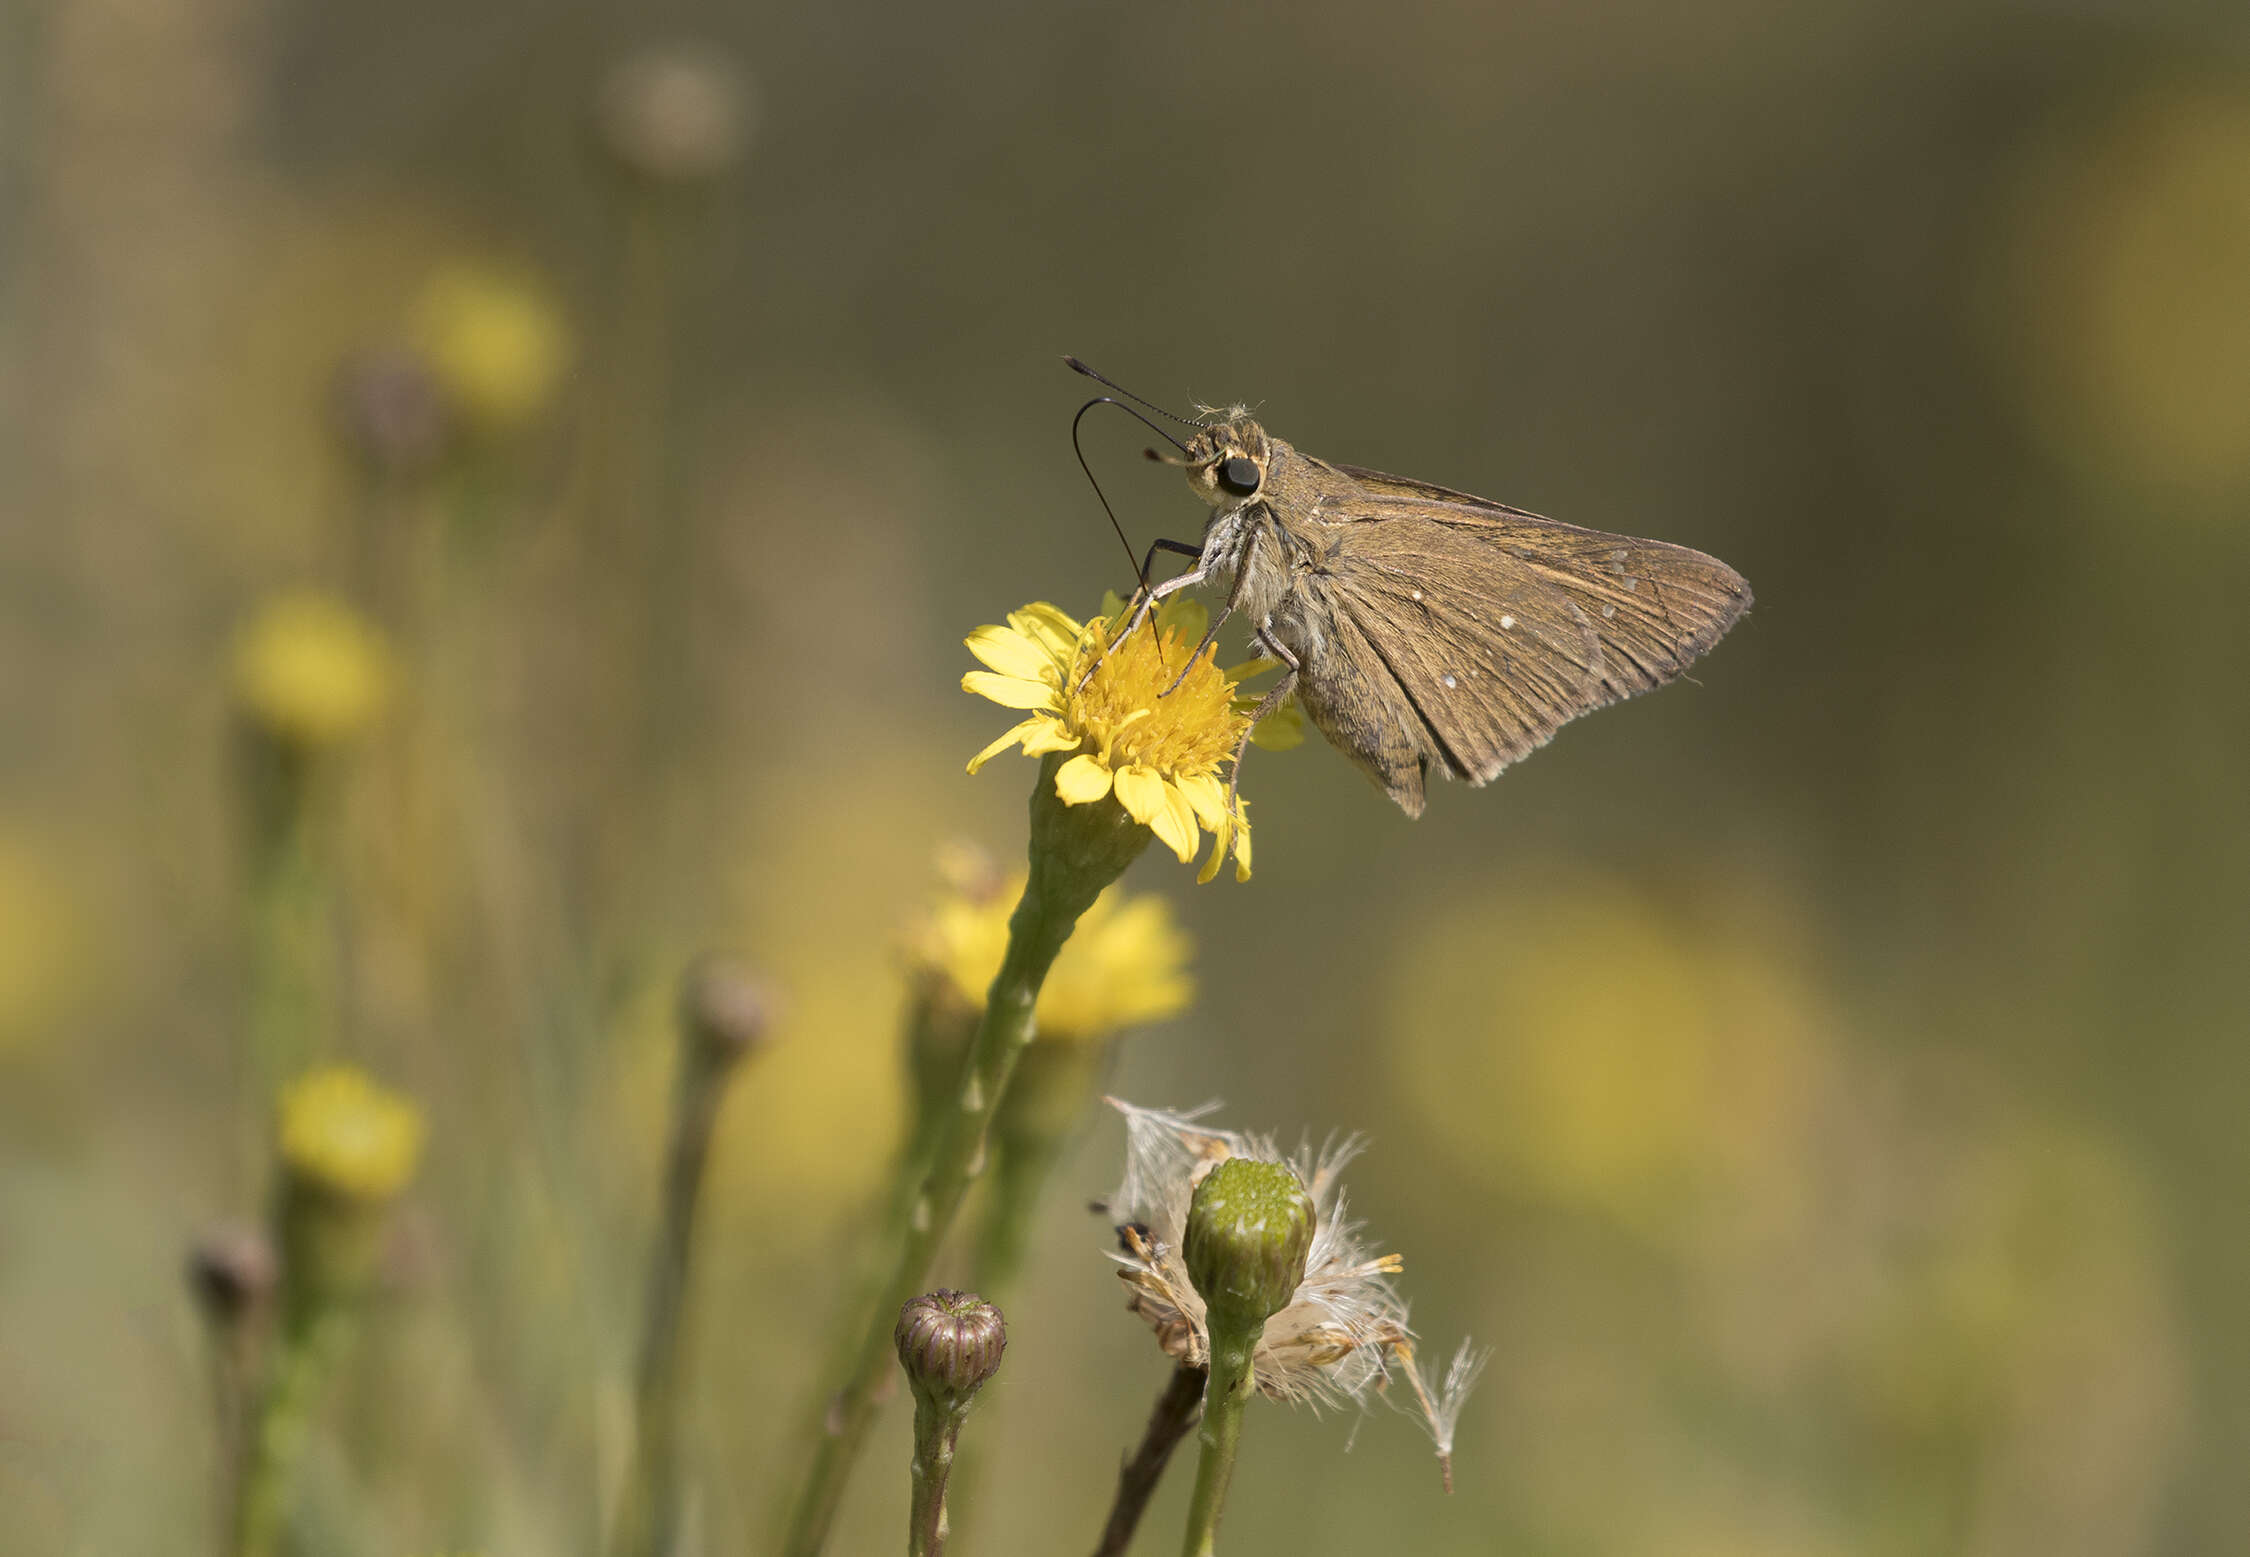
[411,265,569,430]
[232,590,395,749]
[908,855,1194,1041]
[278,1066,425,1201]
[963,597,1277,881]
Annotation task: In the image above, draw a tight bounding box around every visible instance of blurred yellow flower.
[412,265,569,430]
[0,831,85,1054]
[1384,868,1828,1242]
[963,597,1269,881]
[1992,83,2250,497]
[907,859,1194,1041]
[231,590,395,749]
[279,1066,425,1201]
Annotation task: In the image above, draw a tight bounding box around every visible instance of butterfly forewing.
[1297,476,1751,811]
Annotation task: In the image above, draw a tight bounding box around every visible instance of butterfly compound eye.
[1215,456,1261,497]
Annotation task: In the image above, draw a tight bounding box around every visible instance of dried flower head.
[596,42,756,183]
[1102,1099,1486,1488]
[905,846,1193,1042]
[1184,1157,1317,1333]
[964,597,1284,881]
[232,591,395,751]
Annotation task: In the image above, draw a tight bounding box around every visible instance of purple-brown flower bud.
[678,955,780,1066]
[894,1289,1007,1411]
[187,1221,279,1327]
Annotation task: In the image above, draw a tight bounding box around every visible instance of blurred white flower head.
[1102,1099,1487,1487]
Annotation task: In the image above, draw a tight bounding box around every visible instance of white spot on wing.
[1499,614,1515,629]
[1601,604,1616,619]
[1441,674,1457,688]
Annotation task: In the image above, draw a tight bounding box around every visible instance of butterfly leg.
[1159,560,1254,697]
[1137,537,1205,592]
[1223,624,1300,816]
[1077,546,1214,694]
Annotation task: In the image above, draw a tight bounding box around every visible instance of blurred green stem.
[1092,1362,1207,1557]
[231,1306,349,1557]
[244,756,332,1144]
[611,1026,744,1557]
[808,996,961,1399]
[1179,1334,1254,1557]
[781,759,1150,1557]
[976,1037,1107,1300]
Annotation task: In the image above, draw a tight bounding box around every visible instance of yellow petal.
[967,718,1041,775]
[1148,781,1200,863]
[965,624,1054,681]
[963,670,1060,711]
[1098,589,1132,622]
[1111,763,1167,825]
[1232,808,1254,881]
[1018,718,1079,757]
[1009,602,1083,659]
[1175,772,1231,830]
[1197,808,1234,884]
[1053,753,1115,806]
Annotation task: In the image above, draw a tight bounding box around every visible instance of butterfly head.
[1179,417,1272,511]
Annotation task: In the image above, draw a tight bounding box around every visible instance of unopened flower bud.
[1183,1157,1315,1334]
[894,1289,1007,1411]
[332,348,450,476]
[678,955,779,1066]
[187,1221,278,1326]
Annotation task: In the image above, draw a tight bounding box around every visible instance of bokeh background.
[4,0,2248,1552]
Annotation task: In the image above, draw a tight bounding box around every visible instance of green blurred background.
[4,0,2248,1552]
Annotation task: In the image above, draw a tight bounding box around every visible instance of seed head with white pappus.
[1185,1157,1316,1334]
[1102,1100,1488,1489]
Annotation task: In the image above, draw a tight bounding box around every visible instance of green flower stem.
[610,1036,742,1557]
[907,1392,969,1557]
[1092,1362,1208,1557]
[781,756,1149,1557]
[231,1306,350,1557]
[1179,1333,1257,1557]
[242,753,333,1173]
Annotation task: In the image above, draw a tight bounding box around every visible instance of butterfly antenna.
[1063,356,1210,430]
[1073,396,1187,586]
